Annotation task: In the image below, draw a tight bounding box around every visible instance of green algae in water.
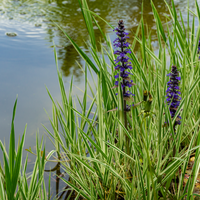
[42,19,50,22]
[6,32,17,37]
[35,23,42,27]
[50,45,64,48]
[20,11,26,15]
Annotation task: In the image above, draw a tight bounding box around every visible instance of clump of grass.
[0,98,55,199]
[44,0,200,199]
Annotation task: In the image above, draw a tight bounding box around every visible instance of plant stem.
[173,125,176,157]
[121,36,129,154]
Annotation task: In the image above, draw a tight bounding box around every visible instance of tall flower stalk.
[166,65,181,132]
[113,20,135,151]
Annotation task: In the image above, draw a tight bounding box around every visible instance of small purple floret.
[166,65,181,125]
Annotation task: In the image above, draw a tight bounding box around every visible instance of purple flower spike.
[113,20,135,111]
[166,65,181,125]
[198,39,200,54]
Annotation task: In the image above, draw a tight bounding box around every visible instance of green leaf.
[53,23,99,75]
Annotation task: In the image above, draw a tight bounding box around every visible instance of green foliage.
[0,99,55,200]
[44,0,200,199]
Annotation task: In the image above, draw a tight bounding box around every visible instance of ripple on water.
[49,2,57,7]
[62,1,68,4]
[0,19,48,49]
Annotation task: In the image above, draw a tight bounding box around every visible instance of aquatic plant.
[112,20,135,153]
[0,99,53,200]
[2,0,200,199]
[166,65,181,127]
[50,0,200,198]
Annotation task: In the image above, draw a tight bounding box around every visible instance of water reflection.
[45,162,62,198]
[45,160,88,199]
[0,0,191,79]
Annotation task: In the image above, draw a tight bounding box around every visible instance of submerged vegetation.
[0,0,200,199]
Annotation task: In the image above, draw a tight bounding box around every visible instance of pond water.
[0,0,198,197]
